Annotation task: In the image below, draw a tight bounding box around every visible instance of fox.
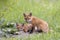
[23,12,49,33]
[16,23,34,33]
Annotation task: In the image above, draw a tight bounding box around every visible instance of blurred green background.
[0,0,60,40]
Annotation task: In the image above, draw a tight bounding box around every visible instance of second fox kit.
[16,23,33,33]
[23,13,49,33]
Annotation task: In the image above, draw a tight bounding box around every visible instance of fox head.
[16,23,24,31]
[23,12,32,23]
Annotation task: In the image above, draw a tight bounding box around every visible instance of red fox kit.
[23,12,49,33]
[16,23,33,33]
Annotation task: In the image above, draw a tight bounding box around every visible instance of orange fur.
[16,23,33,33]
[23,13,49,33]
[22,24,33,33]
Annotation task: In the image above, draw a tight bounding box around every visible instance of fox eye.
[25,18,27,20]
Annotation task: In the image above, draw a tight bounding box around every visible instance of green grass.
[0,0,60,40]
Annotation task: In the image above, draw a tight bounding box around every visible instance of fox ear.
[29,12,32,16]
[23,13,26,17]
